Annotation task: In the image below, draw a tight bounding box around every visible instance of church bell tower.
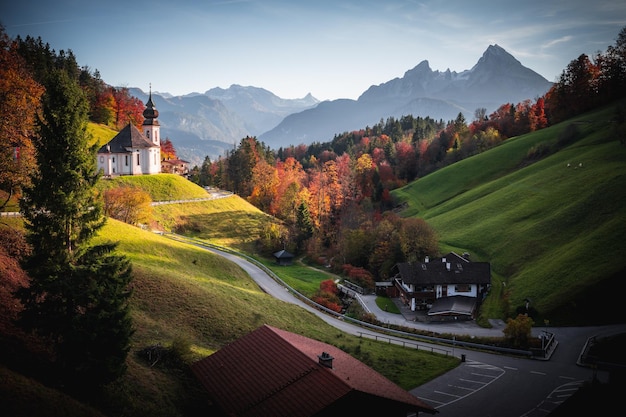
[142,85,160,146]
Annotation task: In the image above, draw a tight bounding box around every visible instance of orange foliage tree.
[312,279,342,313]
[103,186,153,225]
[111,87,144,129]
[0,27,44,208]
[161,138,177,160]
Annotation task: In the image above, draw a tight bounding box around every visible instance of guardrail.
[357,331,452,356]
[163,232,539,359]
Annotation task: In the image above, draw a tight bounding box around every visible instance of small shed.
[273,249,294,266]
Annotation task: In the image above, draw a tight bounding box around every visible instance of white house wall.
[442,284,478,298]
[98,148,161,176]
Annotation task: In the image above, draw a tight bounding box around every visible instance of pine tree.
[17,68,133,387]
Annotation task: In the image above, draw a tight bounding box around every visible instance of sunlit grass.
[87,122,117,147]
[91,218,459,415]
[97,173,209,202]
[256,257,337,296]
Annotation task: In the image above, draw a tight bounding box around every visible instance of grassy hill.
[97,173,210,202]
[1,196,457,417]
[391,102,626,325]
[87,122,118,147]
[90,214,456,416]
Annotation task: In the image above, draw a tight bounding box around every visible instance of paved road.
[168,235,625,417]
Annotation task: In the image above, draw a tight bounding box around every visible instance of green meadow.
[392,103,626,324]
[88,217,458,416]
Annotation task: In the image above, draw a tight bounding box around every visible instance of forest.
[2,25,626,290]
[186,27,626,286]
[0,21,625,403]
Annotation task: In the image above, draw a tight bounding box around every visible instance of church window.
[146,130,150,139]
[125,155,129,166]
[137,153,140,165]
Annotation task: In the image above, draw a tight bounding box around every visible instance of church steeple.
[142,84,160,146]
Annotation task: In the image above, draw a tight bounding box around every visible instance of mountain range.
[128,45,552,166]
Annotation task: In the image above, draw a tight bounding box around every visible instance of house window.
[146,130,150,139]
[454,284,471,293]
[112,157,115,163]
[99,156,104,163]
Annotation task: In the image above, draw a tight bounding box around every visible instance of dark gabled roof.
[394,252,491,286]
[191,325,437,417]
[428,295,477,316]
[97,123,156,154]
[273,249,294,259]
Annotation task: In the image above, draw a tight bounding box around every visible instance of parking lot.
[411,359,505,409]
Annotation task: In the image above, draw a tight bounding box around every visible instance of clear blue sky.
[2,1,625,101]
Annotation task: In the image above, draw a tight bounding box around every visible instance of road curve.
[165,233,626,417]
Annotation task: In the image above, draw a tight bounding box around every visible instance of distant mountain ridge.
[127,86,319,166]
[260,45,552,148]
[126,45,551,165]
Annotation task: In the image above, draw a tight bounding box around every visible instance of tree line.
[189,26,626,284]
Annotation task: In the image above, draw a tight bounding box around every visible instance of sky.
[2,0,625,101]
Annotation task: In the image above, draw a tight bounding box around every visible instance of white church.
[97,91,161,176]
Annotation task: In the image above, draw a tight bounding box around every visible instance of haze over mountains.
[128,45,552,166]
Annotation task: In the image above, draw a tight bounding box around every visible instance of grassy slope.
[89,216,457,416]
[3,180,458,416]
[87,122,117,147]
[392,103,626,325]
[98,173,210,201]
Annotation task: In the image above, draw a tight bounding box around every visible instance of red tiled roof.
[191,325,437,416]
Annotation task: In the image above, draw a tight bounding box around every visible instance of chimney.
[318,352,334,369]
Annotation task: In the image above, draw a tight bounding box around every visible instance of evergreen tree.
[295,202,313,252]
[17,68,133,387]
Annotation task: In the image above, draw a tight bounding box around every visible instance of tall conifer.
[18,68,133,387]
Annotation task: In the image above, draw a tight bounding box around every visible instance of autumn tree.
[111,87,144,129]
[104,186,153,225]
[17,69,133,388]
[312,279,342,313]
[398,217,439,262]
[0,26,44,209]
[271,157,306,221]
[368,216,402,279]
[248,158,279,212]
[503,314,535,348]
[161,137,177,160]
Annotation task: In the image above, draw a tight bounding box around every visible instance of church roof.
[142,90,159,125]
[98,123,157,154]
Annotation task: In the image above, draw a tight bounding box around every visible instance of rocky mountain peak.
[470,44,522,73]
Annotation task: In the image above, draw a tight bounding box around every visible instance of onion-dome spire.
[143,83,159,123]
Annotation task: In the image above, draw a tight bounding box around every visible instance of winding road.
[165,233,625,417]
